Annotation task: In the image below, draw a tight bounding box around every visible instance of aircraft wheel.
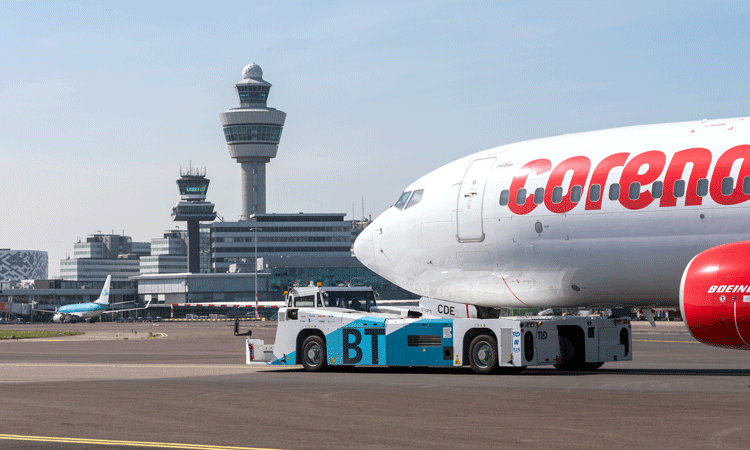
[469,334,498,374]
[301,335,327,372]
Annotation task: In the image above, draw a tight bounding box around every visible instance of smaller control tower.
[171,167,217,273]
[220,63,286,219]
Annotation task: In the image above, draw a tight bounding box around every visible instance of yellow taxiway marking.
[0,434,284,450]
[633,339,699,344]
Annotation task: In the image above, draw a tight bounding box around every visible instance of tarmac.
[1,320,749,450]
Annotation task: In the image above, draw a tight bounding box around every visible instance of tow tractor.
[236,285,632,374]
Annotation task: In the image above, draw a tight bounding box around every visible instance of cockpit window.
[405,189,424,208]
[394,191,412,210]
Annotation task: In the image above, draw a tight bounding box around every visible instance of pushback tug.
[237,285,631,374]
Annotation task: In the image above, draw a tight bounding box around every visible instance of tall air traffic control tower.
[220,63,286,219]
[171,168,217,273]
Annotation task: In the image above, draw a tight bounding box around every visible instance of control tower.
[220,63,286,219]
[171,167,217,273]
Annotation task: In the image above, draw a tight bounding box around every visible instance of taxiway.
[0,321,748,450]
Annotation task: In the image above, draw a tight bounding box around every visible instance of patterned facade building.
[0,249,48,281]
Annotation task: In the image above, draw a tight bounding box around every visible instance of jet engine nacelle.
[680,242,750,349]
[52,313,64,323]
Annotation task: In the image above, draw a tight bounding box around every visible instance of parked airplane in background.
[34,275,149,323]
[353,117,750,350]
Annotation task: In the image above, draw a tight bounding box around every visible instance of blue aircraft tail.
[94,275,112,305]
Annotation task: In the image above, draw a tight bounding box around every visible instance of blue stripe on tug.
[327,317,388,366]
[270,349,297,366]
[325,317,454,367]
[389,319,454,366]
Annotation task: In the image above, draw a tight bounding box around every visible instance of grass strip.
[0,330,84,339]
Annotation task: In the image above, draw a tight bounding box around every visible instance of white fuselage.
[354,117,750,309]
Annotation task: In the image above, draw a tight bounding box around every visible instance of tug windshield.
[322,291,377,312]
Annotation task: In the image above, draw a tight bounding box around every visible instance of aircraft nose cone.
[353,224,377,272]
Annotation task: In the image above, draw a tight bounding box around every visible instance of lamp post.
[254,226,259,319]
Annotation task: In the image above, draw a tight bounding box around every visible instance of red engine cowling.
[680,242,750,349]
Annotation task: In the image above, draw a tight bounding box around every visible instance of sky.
[1,1,748,277]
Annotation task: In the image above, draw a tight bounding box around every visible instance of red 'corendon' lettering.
[506,145,750,215]
[585,153,629,210]
[508,159,551,215]
[544,156,591,214]
[619,151,666,210]
[710,145,750,205]
[660,148,712,207]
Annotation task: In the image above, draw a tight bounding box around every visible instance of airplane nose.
[353,224,377,272]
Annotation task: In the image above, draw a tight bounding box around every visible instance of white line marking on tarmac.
[0,363,259,369]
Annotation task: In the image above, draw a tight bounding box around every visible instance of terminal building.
[210,213,354,273]
[131,212,415,316]
[60,233,150,282]
[59,257,141,282]
[71,234,150,259]
[139,229,188,275]
[133,272,270,305]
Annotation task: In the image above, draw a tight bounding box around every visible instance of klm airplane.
[34,275,149,323]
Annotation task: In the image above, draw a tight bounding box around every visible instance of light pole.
[254,226,259,319]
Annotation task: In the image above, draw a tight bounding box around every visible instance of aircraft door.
[457,158,496,242]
